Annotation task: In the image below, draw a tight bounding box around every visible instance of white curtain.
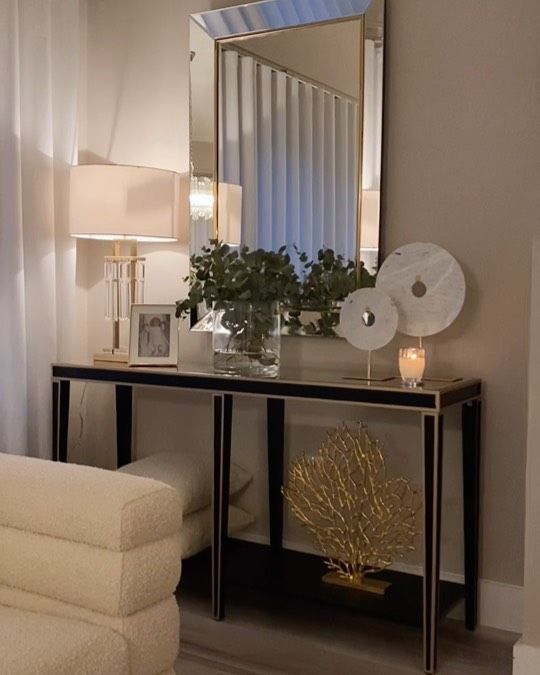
[219,49,359,264]
[362,39,383,192]
[0,0,82,457]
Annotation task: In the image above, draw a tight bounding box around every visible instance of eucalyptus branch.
[175,240,377,338]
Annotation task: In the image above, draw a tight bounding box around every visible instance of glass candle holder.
[399,347,426,388]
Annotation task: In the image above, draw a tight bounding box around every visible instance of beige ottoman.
[0,453,182,675]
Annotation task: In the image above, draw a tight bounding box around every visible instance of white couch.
[0,453,183,675]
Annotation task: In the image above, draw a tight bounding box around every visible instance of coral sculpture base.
[322,571,392,596]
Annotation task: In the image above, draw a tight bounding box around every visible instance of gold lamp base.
[95,240,144,365]
[322,571,392,596]
[93,349,128,364]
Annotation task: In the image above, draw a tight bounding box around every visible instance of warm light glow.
[399,347,425,387]
[69,165,181,241]
[69,165,182,334]
[71,234,177,242]
[190,175,214,221]
[189,193,214,208]
[189,178,243,246]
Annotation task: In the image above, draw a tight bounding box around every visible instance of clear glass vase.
[213,301,281,378]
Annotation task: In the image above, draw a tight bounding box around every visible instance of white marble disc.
[375,242,466,337]
[339,288,398,351]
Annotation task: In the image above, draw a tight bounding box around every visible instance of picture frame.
[128,304,178,367]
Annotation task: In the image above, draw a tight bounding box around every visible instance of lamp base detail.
[93,349,129,364]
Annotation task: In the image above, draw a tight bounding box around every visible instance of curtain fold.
[219,48,359,264]
[362,38,383,191]
[0,0,81,458]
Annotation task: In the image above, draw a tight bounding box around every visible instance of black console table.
[51,362,481,674]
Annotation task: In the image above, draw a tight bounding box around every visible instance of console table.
[51,362,481,674]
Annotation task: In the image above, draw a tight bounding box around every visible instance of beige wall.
[383,0,540,586]
[77,0,540,589]
[516,236,540,668]
[229,20,362,99]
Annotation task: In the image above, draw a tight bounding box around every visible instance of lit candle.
[399,347,426,387]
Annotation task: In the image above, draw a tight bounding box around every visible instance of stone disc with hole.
[339,288,398,351]
[375,242,466,337]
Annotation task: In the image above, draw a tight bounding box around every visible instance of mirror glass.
[362,310,376,327]
[190,20,216,261]
[189,0,385,334]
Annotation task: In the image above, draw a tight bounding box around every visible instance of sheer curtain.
[362,39,383,192]
[0,0,82,457]
[219,48,359,263]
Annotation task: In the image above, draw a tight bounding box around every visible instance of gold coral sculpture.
[282,424,422,594]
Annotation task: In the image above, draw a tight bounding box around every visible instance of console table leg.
[52,380,70,462]
[212,393,233,621]
[422,413,443,674]
[115,385,133,468]
[52,381,59,461]
[462,399,481,631]
[267,398,285,552]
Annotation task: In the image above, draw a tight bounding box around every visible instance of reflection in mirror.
[412,279,428,298]
[218,20,361,268]
[189,0,385,334]
[362,310,376,327]
[361,0,384,275]
[190,21,215,257]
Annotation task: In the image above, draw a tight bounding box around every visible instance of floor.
[174,587,517,675]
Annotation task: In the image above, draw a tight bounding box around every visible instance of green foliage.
[286,248,377,336]
[175,240,301,318]
[298,248,357,308]
[175,240,378,338]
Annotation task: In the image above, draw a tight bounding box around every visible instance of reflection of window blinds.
[219,48,359,264]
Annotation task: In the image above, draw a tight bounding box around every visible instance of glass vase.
[213,301,281,378]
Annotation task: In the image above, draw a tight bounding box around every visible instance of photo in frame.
[128,304,178,366]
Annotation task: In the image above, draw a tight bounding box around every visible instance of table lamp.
[69,164,181,362]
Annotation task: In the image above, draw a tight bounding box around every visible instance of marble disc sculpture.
[375,242,466,337]
[339,288,398,351]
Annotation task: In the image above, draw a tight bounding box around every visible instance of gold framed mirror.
[189,0,385,335]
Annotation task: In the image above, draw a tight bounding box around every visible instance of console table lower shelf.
[52,362,481,674]
[180,539,465,630]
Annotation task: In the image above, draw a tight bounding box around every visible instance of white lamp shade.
[69,164,181,241]
[217,183,242,246]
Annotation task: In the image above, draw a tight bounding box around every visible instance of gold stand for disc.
[342,350,394,383]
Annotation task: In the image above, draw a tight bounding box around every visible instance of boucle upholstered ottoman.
[0,453,182,675]
[119,449,254,559]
